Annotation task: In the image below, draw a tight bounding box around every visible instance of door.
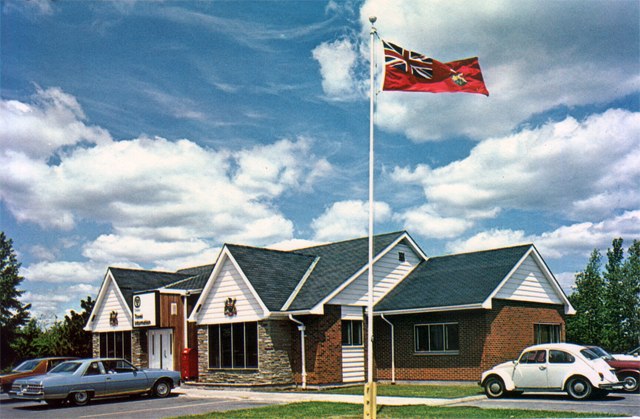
[104,359,147,395]
[513,349,548,388]
[148,329,174,370]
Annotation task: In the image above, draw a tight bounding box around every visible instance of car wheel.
[566,376,593,400]
[620,372,639,393]
[69,391,90,406]
[484,376,506,398]
[153,379,171,398]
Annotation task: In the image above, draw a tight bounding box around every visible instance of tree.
[60,296,95,357]
[567,238,640,352]
[0,232,31,369]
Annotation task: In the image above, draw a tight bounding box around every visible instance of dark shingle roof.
[286,231,407,311]
[167,264,215,291]
[375,244,532,312]
[226,245,318,311]
[109,268,189,310]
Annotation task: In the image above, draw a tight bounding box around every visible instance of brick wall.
[196,320,294,385]
[374,300,565,381]
[290,305,343,386]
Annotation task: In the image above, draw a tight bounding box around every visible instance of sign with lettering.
[133,292,157,327]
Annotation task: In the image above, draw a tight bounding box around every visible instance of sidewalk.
[177,386,485,407]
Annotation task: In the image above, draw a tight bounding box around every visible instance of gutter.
[380,314,395,384]
[289,315,307,389]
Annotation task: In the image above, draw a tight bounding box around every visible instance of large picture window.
[99,331,132,361]
[342,320,363,346]
[535,323,561,344]
[208,322,258,369]
[415,323,459,354]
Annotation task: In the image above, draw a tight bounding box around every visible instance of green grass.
[318,384,481,399]
[171,401,620,418]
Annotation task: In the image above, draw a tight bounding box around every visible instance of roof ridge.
[109,266,186,276]
[293,230,406,252]
[430,243,532,259]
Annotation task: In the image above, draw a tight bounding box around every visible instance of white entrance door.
[148,329,174,370]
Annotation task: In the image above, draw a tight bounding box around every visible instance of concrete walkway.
[179,387,485,407]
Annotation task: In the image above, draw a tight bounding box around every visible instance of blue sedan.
[9,358,181,407]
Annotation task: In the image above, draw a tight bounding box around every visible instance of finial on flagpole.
[369,16,377,24]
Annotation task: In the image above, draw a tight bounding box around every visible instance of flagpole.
[364,15,377,419]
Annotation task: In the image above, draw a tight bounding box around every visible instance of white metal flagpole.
[364,15,377,419]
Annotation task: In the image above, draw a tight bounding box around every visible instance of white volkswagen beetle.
[480,343,622,400]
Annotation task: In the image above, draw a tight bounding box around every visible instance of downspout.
[380,314,395,384]
[289,315,307,389]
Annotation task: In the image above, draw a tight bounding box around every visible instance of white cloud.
[0,88,332,249]
[314,0,640,141]
[447,210,640,259]
[312,37,366,101]
[395,205,474,239]
[392,110,640,229]
[22,260,106,284]
[311,200,392,241]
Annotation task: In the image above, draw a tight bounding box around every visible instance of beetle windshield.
[49,361,82,373]
[587,346,614,360]
[12,360,39,372]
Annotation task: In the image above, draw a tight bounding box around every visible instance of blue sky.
[1,0,639,320]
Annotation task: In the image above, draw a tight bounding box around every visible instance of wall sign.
[133,292,158,327]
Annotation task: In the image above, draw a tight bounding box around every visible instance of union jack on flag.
[383,40,433,79]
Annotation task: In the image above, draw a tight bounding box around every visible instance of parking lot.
[1,387,639,418]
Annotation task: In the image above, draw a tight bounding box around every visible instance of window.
[519,350,546,364]
[415,323,459,354]
[99,331,132,361]
[208,322,258,369]
[342,320,363,346]
[398,252,406,262]
[549,350,575,364]
[535,324,561,344]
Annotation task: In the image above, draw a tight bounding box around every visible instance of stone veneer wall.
[131,330,148,368]
[92,333,100,358]
[196,320,294,385]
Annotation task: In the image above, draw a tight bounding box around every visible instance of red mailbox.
[181,347,198,381]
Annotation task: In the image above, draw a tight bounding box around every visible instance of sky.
[1,0,639,321]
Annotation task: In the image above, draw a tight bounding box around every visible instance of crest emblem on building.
[224,298,237,317]
[109,310,118,326]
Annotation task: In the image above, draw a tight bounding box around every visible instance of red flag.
[382,40,489,96]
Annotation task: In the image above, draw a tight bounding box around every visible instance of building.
[85,231,574,386]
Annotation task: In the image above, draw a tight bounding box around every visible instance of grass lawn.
[171,401,620,418]
[317,383,482,398]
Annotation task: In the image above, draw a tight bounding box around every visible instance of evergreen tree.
[567,249,606,345]
[0,232,31,369]
[60,296,95,357]
[620,240,640,349]
[603,238,626,350]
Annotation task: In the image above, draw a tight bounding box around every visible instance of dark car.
[0,357,77,393]
[9,358,181,407]
[587,346,640,392]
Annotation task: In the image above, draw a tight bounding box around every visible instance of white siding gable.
[196,255,267,325]
[91,275,132,332]
[329,243,421,306]
[494,254,563,305]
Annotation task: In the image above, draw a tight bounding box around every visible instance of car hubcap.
[573,382,586,394]
[623,376,638,391]
[158,383,168,395]
[490,382,501,394]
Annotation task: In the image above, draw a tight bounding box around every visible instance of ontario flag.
[382,40,489,96]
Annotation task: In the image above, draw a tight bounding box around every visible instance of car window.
[588,346,614,360]
[12,360,40,372]
[549,350,575,364]
[47,359,67,371]
[50,361,82,373]
[581,348,599,360]
[84,362,105,376]
[519,350,546,364]
[104,360,136,373]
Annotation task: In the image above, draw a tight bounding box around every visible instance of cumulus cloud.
[0,88,333,251]
[392,110,640,232]
[22,260,107,284]
[447,210,640,260]
[312,37,367,101]
[311,200,392,241]
[313,0,640,141]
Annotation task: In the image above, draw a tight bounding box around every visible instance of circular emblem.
[134,296,141,308]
